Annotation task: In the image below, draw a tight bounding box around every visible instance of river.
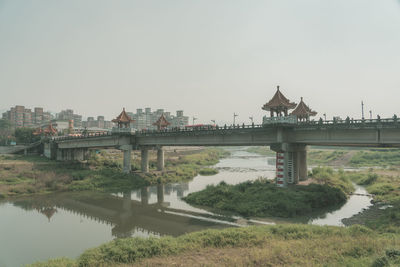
[0,147,372,267]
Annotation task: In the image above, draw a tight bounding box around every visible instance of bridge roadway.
[46,118,400,186]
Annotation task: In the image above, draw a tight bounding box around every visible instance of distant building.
[2,105,52,128]
[56,109,82,127]
[82,115,112,129]
[127,108,189,130]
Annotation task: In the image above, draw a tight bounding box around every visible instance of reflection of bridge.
[13,184,227,238]
[43,87,400,186]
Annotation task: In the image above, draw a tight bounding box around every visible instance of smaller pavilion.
[43,124,58,136]
[291,97,317,122]
[34,124,58,136]
[262,86,297,117]
[153,113,171,130]
[112,108,135,128]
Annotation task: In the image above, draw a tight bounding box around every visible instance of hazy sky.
[1,0,399,124]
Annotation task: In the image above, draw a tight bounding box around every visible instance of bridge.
[42,87,400,186]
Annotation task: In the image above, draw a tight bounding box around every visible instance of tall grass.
[28,224,400,267]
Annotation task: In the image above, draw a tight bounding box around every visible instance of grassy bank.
[0,148,228,198]
[347,168,400,233]
[183,167,354,218]
[246,146,400,167]
[29,224,400,267]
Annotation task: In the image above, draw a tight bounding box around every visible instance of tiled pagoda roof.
[43,124,57,135]
[262,86,297,111]
[291,97,317,117]
[153,113,171,127]
[112,108,134,123]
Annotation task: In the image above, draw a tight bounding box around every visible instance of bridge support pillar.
[56,149,63,161]
[141,187,149,205]
[120,145,132,174]
[157,184,164,204]
[73,148,85,161]
[271,143,308,186]
[157,147,164,171]
[141,148,149,173]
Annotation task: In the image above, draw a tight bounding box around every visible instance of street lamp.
[233,113,238,125]
[323,113,326,121]
[361,101,365,120]
[249,116,254,124]
[369,110,372,120]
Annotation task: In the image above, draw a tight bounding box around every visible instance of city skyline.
[1,0,400,125]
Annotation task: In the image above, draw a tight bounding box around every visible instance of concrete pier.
[271,143,308,186]
[157,147,164,171]
[157,184,164,204]
[141,148,149,173]
[120,145,132,174]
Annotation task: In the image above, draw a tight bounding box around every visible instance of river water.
[0,147,372,267]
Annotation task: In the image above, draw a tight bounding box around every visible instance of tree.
[0,119,14,145]
[14,127,40,144]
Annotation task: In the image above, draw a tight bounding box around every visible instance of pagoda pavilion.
[153,113,171,130]
[262,86,297,117]
[34,124,57,136]
[112,108,135,128]
[291,97,317,121]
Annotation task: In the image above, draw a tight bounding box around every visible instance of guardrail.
[50,116,399,141]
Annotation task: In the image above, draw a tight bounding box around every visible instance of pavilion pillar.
[141,148,149,173]
[121,145,132,174]
[157,147,164,171]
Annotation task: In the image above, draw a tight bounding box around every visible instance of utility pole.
[361,101,365,120]
[233,113,238,125]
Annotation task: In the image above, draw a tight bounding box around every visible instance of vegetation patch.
[348,168,400,233]
[0,148,229,197]
[183,178,349,218]
[349,149,400,167]
[28,224,400,267]
[199,168,218,176]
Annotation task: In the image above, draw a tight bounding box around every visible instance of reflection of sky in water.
[310,185,373,226]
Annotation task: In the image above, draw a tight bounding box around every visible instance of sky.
[1,0,400,125]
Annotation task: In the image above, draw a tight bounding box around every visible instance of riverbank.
[29,224,400,267]
[0,147,228,198]
[341,168,400,233]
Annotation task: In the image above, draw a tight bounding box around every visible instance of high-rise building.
[127,108,189,130]
[2,105,52,128]
[56,109,82,127]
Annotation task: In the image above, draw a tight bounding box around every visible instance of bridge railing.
[50,116,399,141]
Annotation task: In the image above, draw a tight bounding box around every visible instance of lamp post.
[233,113,238,125]
[323,113,326,121]
[369,110,372,120]
[249,116,254,124]
[361,101,365,120]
